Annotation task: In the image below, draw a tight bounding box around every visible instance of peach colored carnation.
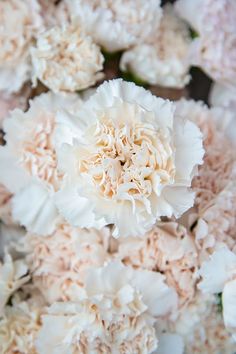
[117,222,198,306]
[35,262,177,354]
[24,224,110,303]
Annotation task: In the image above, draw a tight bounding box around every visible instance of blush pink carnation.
[175,0,236,86]
[175,99,236,256]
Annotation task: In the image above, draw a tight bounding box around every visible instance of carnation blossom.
[175,0,236,86]
[0,254,29,316]
[31,23,104,93]
[120,4,191,88]
[66,0,163,52]
[117,222,198,306]
[0,300,42,354]
[175,99,236,255]
[24,224,110,303]
[35,261,177,354]
[0,92,82,235]
[0,0,43,94]
[56,79,204,237]
[172,294,236,354]
[198,247,236,341]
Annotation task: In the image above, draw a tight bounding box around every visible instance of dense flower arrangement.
[0,1,236,353]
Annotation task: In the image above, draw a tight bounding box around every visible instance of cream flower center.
[78,104,175,201]
[20,115,61,189]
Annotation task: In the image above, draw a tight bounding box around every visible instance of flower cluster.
[0,1,236,354]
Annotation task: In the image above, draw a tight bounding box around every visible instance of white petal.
[85,261,132,296]
[54,110,84,150]
[132,269,178,317]
[160,186,195,218]
[198,248,236,294]
[111,202,155,238]
[55,186,103,229]
[79,79,174,130]
[12,182,59,235]
[174,118,204,183]
[0,146,30,193]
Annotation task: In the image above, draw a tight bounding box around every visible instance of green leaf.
[189,28,199,39]
[121,71,148,88]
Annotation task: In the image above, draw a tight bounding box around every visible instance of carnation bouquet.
[0,0,236,353]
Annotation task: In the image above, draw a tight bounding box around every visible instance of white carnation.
[0,92,82,235]
[0,0,43,94]
[31,23,104,93]
[56,79,204,237]
[66,0,163,52]
[120,4,191,88]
